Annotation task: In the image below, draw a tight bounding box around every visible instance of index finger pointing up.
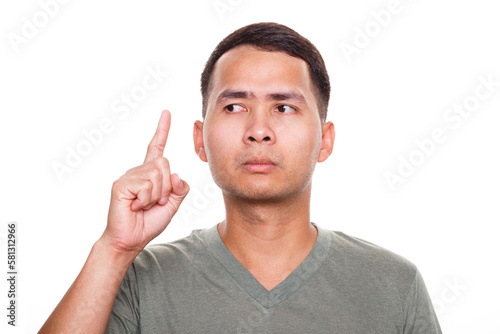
[144,110,171,163]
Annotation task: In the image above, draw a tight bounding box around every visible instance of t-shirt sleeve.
[402,269,442,334]
[105,263,140,334]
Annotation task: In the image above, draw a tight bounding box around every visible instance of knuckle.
[156,157,170,170]
[151,191,161,202]
[156,142,166,152]
[111,179,122,192]
[150,167,162,181]
[143,179,154,191]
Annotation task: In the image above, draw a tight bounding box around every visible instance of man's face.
[194,45,333,202]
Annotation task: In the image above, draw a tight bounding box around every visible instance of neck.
[217,185,318,289]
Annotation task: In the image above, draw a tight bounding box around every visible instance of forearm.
[39,237,138,334]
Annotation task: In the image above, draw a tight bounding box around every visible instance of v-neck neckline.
[203,222,332,309]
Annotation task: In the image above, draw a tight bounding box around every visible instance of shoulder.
[324,229,419,289]
[132,228,207,272]
[330,230,416,269]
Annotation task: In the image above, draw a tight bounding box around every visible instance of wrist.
[94,235,141,268]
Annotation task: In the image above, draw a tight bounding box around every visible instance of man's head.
[201,22,331,123]
[194,23,334,203]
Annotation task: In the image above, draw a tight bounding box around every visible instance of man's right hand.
[39,110,189,334]
[102,110,189,255]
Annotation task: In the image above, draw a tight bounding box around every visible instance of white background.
[1,0,499,332]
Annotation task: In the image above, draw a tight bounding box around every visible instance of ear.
[317,121,335,163]
[193,120,207,162]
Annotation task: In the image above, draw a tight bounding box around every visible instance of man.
[40,22,441,333]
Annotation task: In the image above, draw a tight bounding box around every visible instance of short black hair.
[200,22,330,122]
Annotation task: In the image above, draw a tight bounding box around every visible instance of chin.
[213,170,312,203]
[223,183,305,204]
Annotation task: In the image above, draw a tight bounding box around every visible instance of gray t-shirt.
[106,224,441,333]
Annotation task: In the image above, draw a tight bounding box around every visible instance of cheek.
[280,125,322,160]
[204,123,238,162]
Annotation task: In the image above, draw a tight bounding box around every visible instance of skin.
[39,44,334,333]
[194,45,335,289]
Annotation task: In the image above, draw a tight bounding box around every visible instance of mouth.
[242,157,277,173]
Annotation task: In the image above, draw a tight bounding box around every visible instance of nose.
[243,110,276,145]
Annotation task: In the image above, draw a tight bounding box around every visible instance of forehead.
[208,45,315,103]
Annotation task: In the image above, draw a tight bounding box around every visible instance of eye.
[275,105,296,113]
[224,104,247,113]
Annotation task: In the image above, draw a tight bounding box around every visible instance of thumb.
[167,173,190,211]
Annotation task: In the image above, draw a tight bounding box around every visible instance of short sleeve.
[105,263,140,334]
[402,269,442,334]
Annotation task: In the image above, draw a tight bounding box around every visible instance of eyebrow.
[215,89,307,105]
[267,92,306,104]
[216,90,254,104]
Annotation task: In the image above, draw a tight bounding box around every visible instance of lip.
[242,157,277,173]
